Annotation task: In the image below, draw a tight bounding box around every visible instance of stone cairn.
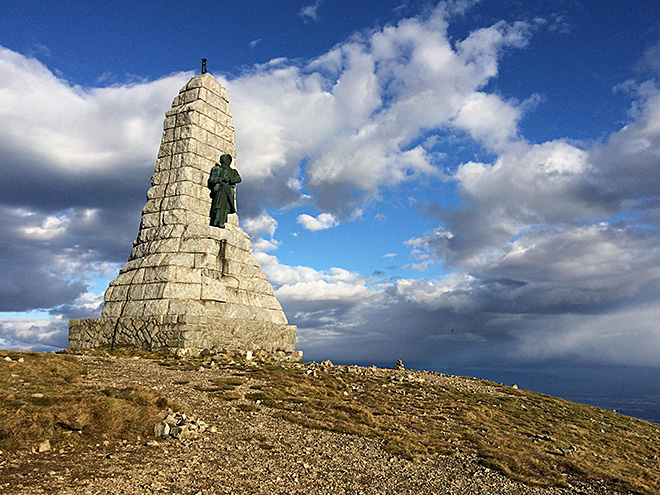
[69,73,298,357]
[153,409,211,440]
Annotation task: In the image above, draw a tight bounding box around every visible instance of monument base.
[68,316,297,356]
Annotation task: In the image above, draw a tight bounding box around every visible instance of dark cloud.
[0,317,68,351]
[0,262,86,312]
[0,154,152,213]
[277,218,660,369]
[292,291,506,368]
[590,85,660,211]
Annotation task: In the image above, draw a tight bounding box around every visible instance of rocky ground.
[0,355,636,494]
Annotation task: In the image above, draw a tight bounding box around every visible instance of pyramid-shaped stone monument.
[69,72,298,356]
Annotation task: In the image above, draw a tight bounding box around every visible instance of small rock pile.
[153,409,212,440]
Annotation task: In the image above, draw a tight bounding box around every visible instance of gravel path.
[0,356,630,495]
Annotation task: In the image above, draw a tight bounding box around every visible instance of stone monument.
[68,72,298,356]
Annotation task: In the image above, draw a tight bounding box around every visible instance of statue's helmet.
[220,153,232,166]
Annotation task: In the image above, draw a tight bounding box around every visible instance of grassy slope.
[238,362,660,494]
[2,350,659,494]
[0,351,175,452]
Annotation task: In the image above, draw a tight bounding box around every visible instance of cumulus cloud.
[0,47,189,175]
[256,252,367,287]
[297,212,338,231]
[242,211,278,238]
[222,3,537,218]
[452,92,521,150]
[242,212,282,253]
[251,252,384,355]
[252,238,281,253]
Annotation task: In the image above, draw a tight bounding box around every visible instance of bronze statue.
[208,154,242,228]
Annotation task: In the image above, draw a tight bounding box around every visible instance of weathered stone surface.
[69,73,296,355]
[69,316,295,354]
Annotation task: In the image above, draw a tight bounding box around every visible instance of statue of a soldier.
[208,153,242,228]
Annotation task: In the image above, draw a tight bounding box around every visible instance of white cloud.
[299,1,322,22]
[455,20,532,80]
[0,47,190,173]
[452,92,520,150]
[19,214,68,240]
[255,252,366,287]
[252,237,281,253]
[394,273,477,311]
[277,280,370,301]
[243,211,278,238]
[221,4,537,218]
[253,252,377,338]
[243,212,282,253]
[297,212,338,231]
[255,252,329,286]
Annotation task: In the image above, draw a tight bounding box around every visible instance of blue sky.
[1,0,660,418]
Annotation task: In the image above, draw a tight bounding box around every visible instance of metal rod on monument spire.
[201,58,207,74]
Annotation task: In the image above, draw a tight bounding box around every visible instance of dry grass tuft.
[0,351,176,452]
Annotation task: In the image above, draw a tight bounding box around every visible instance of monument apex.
[68,73,298,356]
